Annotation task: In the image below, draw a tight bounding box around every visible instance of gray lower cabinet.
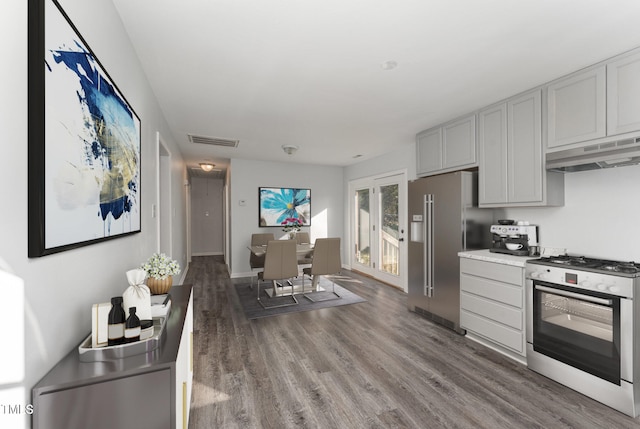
[478,89,564,207]
[32,285,193,429]
[460,258,526,362]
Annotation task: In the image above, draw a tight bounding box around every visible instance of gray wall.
[1,1,188,422]
[229,158,344,277]
[191,177,224,256]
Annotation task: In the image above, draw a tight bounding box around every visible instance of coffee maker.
[490,222,539,256]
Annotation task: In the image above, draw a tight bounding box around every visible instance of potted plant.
[141,253,181,294]
[281,217,303,239]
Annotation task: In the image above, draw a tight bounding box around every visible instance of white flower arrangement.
[141,253,181,280]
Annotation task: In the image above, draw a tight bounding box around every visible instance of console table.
[31,285,193,429]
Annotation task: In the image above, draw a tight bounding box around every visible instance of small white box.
[92,302,111,348]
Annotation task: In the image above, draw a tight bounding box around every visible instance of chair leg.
[303,275,341,302]
[257,277,298,309]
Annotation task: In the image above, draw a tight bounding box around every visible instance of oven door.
[531,281,621,384]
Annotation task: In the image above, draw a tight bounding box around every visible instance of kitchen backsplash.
[495,163,640,261]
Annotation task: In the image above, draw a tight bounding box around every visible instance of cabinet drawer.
[460,273,522,308]
[460,291,522,329]
[34,369,172,429]
[460,258,523,286]
[461,309,524,354]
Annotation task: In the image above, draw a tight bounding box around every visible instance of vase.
[289,231,297,240]
[146,276,173,295]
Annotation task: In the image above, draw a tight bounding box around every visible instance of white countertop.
[458,249,538,268]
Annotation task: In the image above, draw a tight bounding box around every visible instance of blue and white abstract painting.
[43,0,141,250]
[259,188,311,227]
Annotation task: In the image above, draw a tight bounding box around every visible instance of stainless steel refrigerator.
[407,171,493,334]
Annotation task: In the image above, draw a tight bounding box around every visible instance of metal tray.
[78,316,166,362]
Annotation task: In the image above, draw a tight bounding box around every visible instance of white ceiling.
[112,0,640,173]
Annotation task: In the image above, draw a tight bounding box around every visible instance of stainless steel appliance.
[490,224,539,256]
[408,171,493,334]
[526,255,640,417]
[546,136,640,172]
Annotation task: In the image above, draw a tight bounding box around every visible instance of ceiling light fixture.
[281,144,299,155]
[199,162,215,172]
[381,60,398,70]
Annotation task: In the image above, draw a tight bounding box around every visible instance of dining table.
[248,242,314,258]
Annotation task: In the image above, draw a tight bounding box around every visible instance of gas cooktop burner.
[607,262,640,274]
[537,255,640,276]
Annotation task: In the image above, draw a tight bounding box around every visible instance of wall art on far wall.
[28,0,141,257]
[259,188,311,227]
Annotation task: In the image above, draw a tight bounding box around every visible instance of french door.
[351,172,406,290]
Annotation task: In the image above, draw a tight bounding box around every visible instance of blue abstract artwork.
[259,188,311,227]
[29,0,141,256]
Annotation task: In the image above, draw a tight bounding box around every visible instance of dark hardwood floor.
[185,255,640,428]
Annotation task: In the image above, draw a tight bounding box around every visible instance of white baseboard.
[230,271,255,279]
[192,251,223,256]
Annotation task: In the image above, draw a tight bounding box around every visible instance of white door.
[157,132,172,255]
[350,172,407,290]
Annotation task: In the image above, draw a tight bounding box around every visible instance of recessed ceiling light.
[381,60,398,70]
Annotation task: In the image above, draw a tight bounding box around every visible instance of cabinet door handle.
[190,331,193,373]
[183,381,187,428]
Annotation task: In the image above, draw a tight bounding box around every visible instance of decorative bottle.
[107,297,126,346]
[124,307,141,343]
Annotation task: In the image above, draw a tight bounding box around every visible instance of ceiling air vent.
[187,134,239,148]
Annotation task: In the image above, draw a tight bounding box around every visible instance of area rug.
[235,277,366,320]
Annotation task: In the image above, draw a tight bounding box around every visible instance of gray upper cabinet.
[478,103,508,204]
[547,48,640,151]
[479,90,564,207]
[416,128,442,175]
[607,50,640,135]
[443,115,476,169]
[416,114,477,176]
[547,65,607,149]
[508,91,543,203]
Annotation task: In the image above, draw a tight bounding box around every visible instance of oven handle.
[535,284,613,306]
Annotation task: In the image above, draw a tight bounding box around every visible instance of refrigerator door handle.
[424,194,434,297]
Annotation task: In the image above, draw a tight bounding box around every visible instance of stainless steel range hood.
[546,136,640,172]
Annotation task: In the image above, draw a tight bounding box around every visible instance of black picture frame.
[258,187,311,227]
[28,0,142,257]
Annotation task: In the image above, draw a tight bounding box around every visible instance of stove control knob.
[530,271,540,279]
[595,283,606,291]
[579,280,593,288]
[609,286,620,293]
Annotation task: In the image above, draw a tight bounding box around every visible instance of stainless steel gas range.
[525,255,640,417]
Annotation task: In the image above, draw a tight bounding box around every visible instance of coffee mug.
[505,243,523,251]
